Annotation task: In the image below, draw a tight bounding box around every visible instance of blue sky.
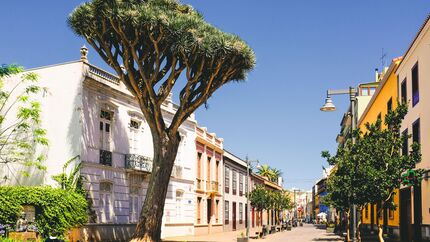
[0,1,428,190]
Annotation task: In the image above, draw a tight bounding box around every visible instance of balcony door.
[99,109,112,151]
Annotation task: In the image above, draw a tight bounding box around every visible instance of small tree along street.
[322,103,424,242]
[68,0,255,241]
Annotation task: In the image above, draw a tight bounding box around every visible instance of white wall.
[0,61,84,186]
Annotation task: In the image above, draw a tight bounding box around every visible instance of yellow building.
[358,57,403,238]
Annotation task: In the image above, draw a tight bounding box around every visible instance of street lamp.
[321,87,357,242]
[293,189,300,221]
[246,156,259,239]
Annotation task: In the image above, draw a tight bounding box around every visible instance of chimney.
[80,45,88,63]
[375,68,379,82]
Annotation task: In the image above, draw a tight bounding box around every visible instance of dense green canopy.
[68,0,255,134]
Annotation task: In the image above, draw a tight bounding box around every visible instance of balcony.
[196,178,204,191]
[125,154,153,172]
[171,165,183,178]
[100,150,112,166]
[206,181,219,194]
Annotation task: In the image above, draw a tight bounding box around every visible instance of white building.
[0,47,197,241]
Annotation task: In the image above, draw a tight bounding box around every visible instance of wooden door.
[207,199,212,224]
[400,187,412,241]
[245,204,248,228]
[232,202,236,230]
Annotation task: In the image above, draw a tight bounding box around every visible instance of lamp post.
[293,189,300,221]
[321,87,357,242]
[246,156,259,239]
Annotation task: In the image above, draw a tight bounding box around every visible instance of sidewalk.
[163,224,344,242]
[163,227,262,242]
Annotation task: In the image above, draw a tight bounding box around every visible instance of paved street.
[164,224,344,242]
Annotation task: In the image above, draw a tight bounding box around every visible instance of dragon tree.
[68,0,255,241]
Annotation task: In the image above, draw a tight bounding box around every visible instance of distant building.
[222,150,248,232]
[194,126,224,235]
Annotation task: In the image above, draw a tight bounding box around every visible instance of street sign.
[402,169,416,186]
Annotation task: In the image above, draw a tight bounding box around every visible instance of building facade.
[194,126,224,235]
[1,49,197,241]
[358,57,403,238]
[223,150,248,232]
[396,15,430,242]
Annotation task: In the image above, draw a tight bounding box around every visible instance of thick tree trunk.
[130,132,180,242]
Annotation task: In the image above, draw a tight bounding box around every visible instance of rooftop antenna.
[380,48,387,69]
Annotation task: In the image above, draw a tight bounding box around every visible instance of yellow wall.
[358,58,402,227]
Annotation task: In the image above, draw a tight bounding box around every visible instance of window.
[100,109,112,151]
[99,182,113,223]
[224,201,229,224]
[412,62,419,106]
[389,209,394,220]
[402,129,409,156]
[176,190,184,219]
[129,119,141,154]
[232,170,237,195]
[401,78,407,103]
[239,173,244,196]
[129,186,140,223]
[207,156,212,181]
[413,118,420,146]
[197,153,202,179]
[197,197,202,224]
[369,87,376,96]
[239,203,243,224]
[225,166,230,193]
[377,113,382,121]
[365,205,369,219]
[387,98,392,112]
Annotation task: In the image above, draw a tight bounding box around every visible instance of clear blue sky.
[1,1,428,190]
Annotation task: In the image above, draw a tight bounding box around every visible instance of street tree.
[249,184,268,212]
[0,64,48,179]
[354,103,423,242]
[68,0,255,241]
[323,103,424,242]
[322,141,367,242]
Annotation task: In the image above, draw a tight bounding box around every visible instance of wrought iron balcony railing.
[125,154,153,172]
[100,150,112,166]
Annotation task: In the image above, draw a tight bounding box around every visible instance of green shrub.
[0,186,87,238]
